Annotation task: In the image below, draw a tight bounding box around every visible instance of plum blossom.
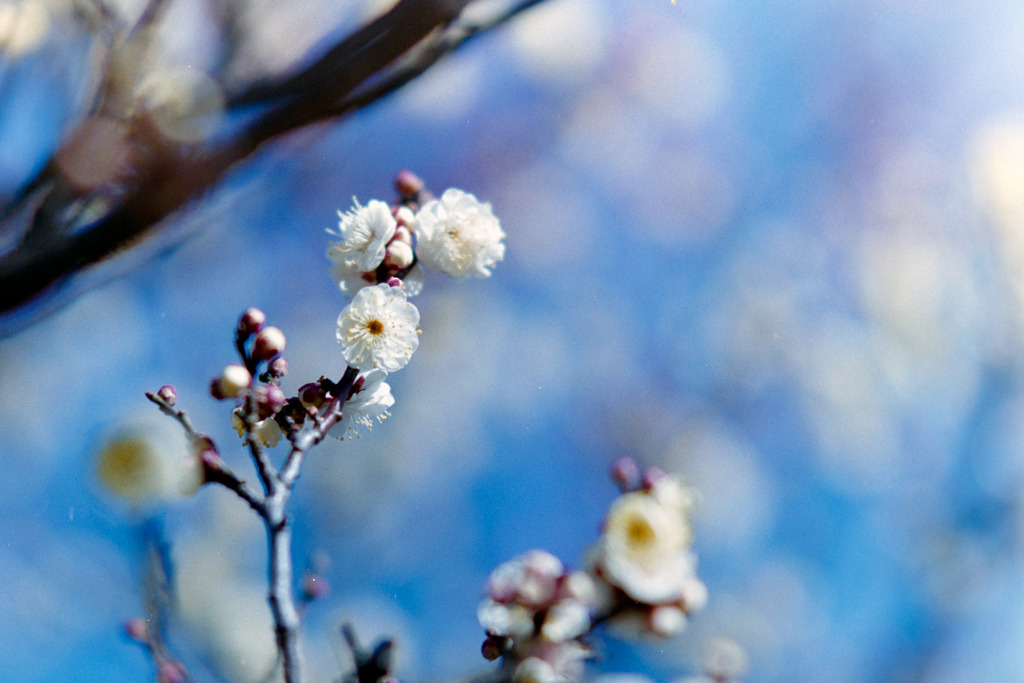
[231,408,284,447]
[479,550,597,680]
[590,474,706,625]
[328,199,397,272]
[336,282,420,371]
[97,418,203,503]
[329,369,395,439]
[414,188,505,278]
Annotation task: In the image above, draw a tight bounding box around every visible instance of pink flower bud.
[256,384,287,419]
[298,382,324,408]
[395,170,424,199]
[611,455,641,492]
[642,466,668,490]
[386,276,403,288]
[268,357,289,378]
[252,326,286,360]
[392,225,414,246]
[211,364,251,399]
[238,307,266,337]
[394,206,415,228]
[384,241,414,269]
[302,573,331,600]
[124,617,149,642]
[156,385,177,406]
[157,660,187,683]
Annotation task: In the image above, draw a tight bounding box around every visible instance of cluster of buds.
[478,550,600,682]
[479,459,708,680]
[327,170,505,298]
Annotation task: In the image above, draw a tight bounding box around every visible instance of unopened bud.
[156,385,177,406]
[611,455,641,492]
[252,326,286,360]
[386,276,403,288]
[642,465,667,490]
[211,364,251,399]
[394,206,415,228]
[298,382,324,408]
[393,225,414,246]
[124,617,149,642]
[394,169,424,199]
[481,634,508,661]
[238,307,266,337]
[384,241,414,269]
[268,357,289,378]
[302,572,331,600]
[256,384,287,419]
[648,604,687,637]
[157,660,187,683]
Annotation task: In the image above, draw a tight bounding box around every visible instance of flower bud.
[481,634,508,661]
[124,617,149,642]
[211,364,251,399]
[394,206,415,230]
[268,357,289,378]
[238,307,266,337]
[384,241,414,269]
[394,169,424,199]
[302,572,331,600]
[157,660,187,683]
[611,455,641,492]
[392,225,414,246]
[386,276,403,288]
[156,385,177,406]
[252,326,286,360]
[298,382,324,408]
[641,465,667,490]
[648,604,687,637]
[256,384,287,419]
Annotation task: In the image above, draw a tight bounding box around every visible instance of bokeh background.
[3,0,1024,680]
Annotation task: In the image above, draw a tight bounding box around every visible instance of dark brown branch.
[0,0,545,326]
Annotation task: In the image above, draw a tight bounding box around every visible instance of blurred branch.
[0,0,546,327]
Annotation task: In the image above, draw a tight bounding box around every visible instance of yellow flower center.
[625,514,656,549]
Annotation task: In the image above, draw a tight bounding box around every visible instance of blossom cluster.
[478,458,707,681]
[327,171,506,298]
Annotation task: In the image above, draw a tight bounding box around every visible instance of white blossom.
[594,490,696,604]
[231,408,284,448]
[97,417,203,503]
[540,599,590,642]
[328,257,378,295]
[328,199,397,272]
[336,282,420,372]
[478,599,535,639]
[329,369,395,439]
[414,188,505,278]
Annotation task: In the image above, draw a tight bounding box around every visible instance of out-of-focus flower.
[594,488,694,604]
[336,282,420,372]
[97,418,203,503]
[134,66,225,143]
[330,369,395,439]
[0,0,50,58]
[479,550,596,678]
[414,188,505,278]
[328,199,397,272]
